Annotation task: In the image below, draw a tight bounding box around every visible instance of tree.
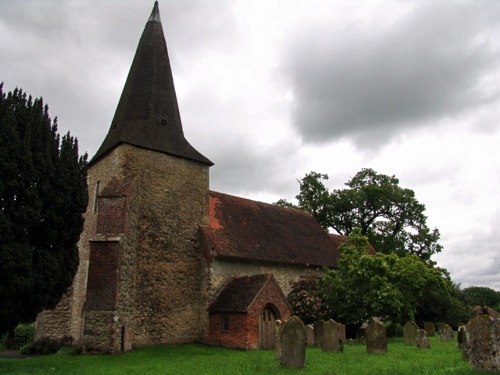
[459,286,500,311]
[0,84,88,335]
[276,169,442,264]
[320,228,465,327]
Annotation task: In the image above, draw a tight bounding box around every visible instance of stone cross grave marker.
[403,321,419,346]
[416,329,430,349]
[321,319,341,353]
[465,314,500,371]
[314,320,325,347]
[439,324,454,342]
[424,322,435,337]
[281,316,307,368]
[366,321,387,354]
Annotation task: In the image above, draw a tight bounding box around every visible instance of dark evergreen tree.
[0,84,88,335]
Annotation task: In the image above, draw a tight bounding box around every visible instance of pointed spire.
[90,2,212,166]
[148,1,161,23]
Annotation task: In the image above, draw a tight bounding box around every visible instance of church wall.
[207,258,315,300]
[127,147,209,347]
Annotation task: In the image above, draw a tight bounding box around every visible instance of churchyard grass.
[0,336,486,375]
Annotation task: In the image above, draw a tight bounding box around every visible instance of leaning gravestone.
[465,314,500,371]
[457,325,466,349]
[314,320,325,347]
[424,322,435,337]
[416,329,431,349]
[281,316,307,368]
[403,321,419,346]
[322,319,341,352]
[275,320,285,359]
[439,324,454,341]
[306,325,314,346]
[366,321,387,353]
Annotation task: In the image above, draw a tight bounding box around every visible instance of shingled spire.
[90,1,212,166]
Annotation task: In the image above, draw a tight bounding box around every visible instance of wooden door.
[259,306,277,350]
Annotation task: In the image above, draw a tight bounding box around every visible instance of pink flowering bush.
[288,268,327,324]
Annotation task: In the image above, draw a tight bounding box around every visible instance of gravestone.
[416,329,430,349]
[338,323,346,343]
[439,324,454,342]
[403,321,419,346]
[281,316,307,368]
[465,314,500,371]
[321,319,341,352]
[275,320,285,359]
[457,325,466,349]
[424,322,435,337]
[306,325,314,346]
[121,324,132,352]
[314,320,325,347]
[366,321,387,354]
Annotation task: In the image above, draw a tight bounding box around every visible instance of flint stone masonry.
[281,316,307,368]
[439,324,454,341]
[366,321,387,354]
[403,321,419,346]
[322,319,341,353]
[466,314,500,371]
[416,329,430,349]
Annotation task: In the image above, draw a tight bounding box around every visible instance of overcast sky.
[1,0,499,291]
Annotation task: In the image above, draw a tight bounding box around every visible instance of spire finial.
[148,1,161,23]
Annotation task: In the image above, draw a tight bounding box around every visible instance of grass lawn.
[0,336,487,375]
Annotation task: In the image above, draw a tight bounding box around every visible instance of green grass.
[0,336,488,375]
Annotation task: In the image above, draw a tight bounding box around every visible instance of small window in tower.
[221,314,229,332]
[93,181,100,213]
[161,118,168,126]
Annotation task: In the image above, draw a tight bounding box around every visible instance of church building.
[35,2,344,352]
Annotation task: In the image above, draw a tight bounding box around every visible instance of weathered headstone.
[281,316,307,368]
[424,322,435,337]
[465,314,500,371]
[366,321,387,354]
[275,320,285,359]
[321,319,341,352]
[439,324,454,342]
[306,324,314,346]
[314,320,325,347]
[121,324,132,352]
[403,321,419,346]
[416,329,430,349]
[457,325,466,349]
[338,323,346,343]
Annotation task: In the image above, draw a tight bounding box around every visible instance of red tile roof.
[201,191,340,267]
[208,274,292,313]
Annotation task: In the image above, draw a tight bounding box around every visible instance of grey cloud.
[281,2,500,149]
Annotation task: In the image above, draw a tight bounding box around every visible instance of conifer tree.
[0,84,88,335]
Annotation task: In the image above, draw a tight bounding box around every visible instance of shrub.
[21,335,75,355]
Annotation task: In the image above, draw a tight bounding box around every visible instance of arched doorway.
[259,304,279,349]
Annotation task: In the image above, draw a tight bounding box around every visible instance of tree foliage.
[0,84,88,333]
[459,286,500,311]
[319,229,467,327]
[276,169,442,263]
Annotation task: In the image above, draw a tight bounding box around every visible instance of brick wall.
[207,278,291,350]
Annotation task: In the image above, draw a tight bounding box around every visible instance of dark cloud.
[282,2,500,149]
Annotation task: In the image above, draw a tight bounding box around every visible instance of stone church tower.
[37,2,213,352]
